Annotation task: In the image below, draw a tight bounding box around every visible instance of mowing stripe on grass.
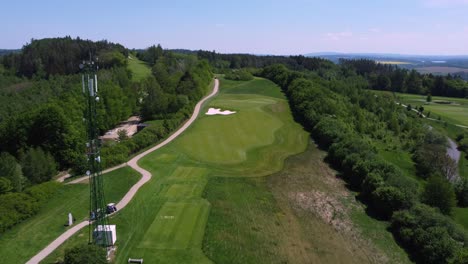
[139,201,210,249]
[169,166,208,180]
[165,183,206,198]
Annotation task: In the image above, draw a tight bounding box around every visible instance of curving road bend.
[27,79,219,264]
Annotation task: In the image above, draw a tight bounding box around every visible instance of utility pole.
[80,58,109,247]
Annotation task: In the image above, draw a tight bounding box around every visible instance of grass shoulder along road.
[0,166,139,264]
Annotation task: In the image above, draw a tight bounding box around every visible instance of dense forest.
[0,38,212,233]
[198,50,468,98]
[340,59,468,98]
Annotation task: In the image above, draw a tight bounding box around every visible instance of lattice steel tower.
[80,59,109,246]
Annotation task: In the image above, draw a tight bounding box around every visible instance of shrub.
[371,185,405,219]
[361,172,384,198]
[0,177,13,194]
[25,181,60,203]
[392,204,468,264]
[64,244,107,264]
[422,175,457,215]
[224,69,254,81]
[0,181,59,233]
[312,117,350,150]
[21,147,57,184]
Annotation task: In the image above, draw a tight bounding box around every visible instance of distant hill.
[0,49,20,56]
[305,52,468,79]
[305,52,468,60]
[169,49,198,55]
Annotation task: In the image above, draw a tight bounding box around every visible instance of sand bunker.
[206,108,236,115]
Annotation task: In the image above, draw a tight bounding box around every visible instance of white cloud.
[325,31,353,41]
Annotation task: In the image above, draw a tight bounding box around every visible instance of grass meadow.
[395,92,468,127]
[0,167,139,263]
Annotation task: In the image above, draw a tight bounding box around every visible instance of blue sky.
[2,0,468,55]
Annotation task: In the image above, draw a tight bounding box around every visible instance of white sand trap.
[206,108,236,116]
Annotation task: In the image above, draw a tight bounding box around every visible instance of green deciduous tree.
[117,129,128,142]
[371,185,405,219]
[0,177,12,194]
[422,175,456,215]
[0,152,26,192]
[413,143,456,180]
[21,147,57,184]
[427,93,432,102]
[141,76,169,119]
[64,244,107,264]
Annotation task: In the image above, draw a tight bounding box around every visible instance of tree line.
[261,64,468,263]
[197,49,467,99]
[98,45,213,168]
[2,36,127,78]
[340,59,468,98]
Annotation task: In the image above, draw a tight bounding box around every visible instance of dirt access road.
[26,79,219,264]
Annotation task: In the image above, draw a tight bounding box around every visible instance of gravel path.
[26,79,219,264]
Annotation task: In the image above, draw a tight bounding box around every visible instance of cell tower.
[80,59,109,246]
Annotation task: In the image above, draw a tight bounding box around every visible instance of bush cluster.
[101,118,181,168]
[0,181,59,233]
[224,69,254,81]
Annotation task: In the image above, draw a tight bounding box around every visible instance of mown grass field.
[46,77,410,263]
[127,54,151,81]
[0,166,139,263]
[394,92,468,127]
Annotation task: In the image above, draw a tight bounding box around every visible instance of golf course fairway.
[98,77,306,263]
[44,77,410,264]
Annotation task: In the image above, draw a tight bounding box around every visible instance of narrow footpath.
[26,79,219,264]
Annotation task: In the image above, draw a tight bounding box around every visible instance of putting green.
[174,95,283,164]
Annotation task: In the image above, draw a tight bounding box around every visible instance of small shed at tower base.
[93,225,117,246]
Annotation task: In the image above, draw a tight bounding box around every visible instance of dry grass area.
[267,141,411,264]
[376,61,413,65]
[203,140,411,264]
